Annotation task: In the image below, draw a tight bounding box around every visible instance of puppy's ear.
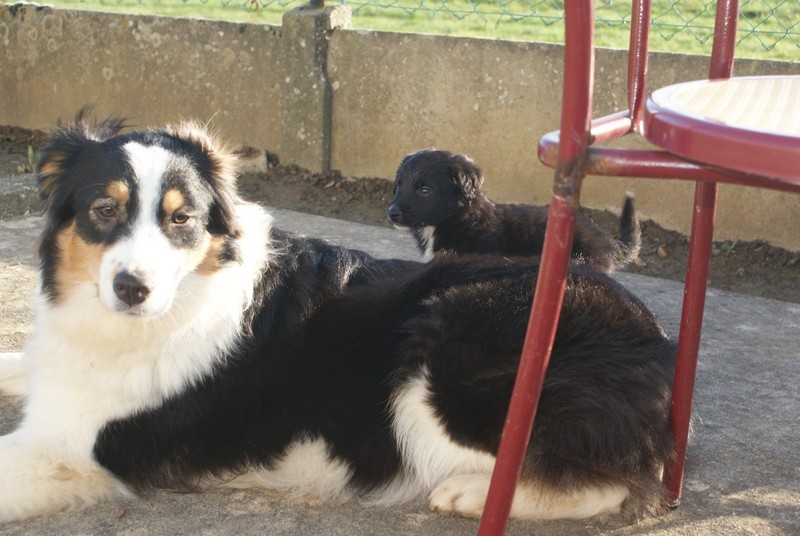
[395,149,426,185]
[454,155,485,201]
[164,122,243,238]
[398,152,415,169]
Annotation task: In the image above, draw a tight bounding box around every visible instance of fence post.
[281,1,351,173]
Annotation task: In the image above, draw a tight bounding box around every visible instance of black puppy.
[388,149,640,273]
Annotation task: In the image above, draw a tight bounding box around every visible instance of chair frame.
[477,1,800,534]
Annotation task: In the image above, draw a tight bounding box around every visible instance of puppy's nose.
[113,271,151,306]
[387,205,402,223]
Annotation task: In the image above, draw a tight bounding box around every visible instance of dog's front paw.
[0,353,26,397]
[0,436,130,522]
[429,473,491,518]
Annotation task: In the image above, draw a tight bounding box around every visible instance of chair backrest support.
[554,2,595,196]
[628,0,652,131]
[710,0,739,80]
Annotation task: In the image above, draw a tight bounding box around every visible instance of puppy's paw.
[0,352,26,397]
[429,473,491,518]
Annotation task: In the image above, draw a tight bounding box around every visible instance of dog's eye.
[95,206,117,219]
[171,213,191,225]
[417,186,432,197]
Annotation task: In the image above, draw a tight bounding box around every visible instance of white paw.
[0,437,129,522]
[430,472,630,521]
[429,474,491,518]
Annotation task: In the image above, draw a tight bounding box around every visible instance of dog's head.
[387,149,484,230]
[35,109,243,317]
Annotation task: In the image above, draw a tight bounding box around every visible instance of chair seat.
[644,75,800,182]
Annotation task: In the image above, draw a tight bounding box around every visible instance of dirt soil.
[2,124,799,303]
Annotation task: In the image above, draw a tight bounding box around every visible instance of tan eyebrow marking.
[162,188,186,215]
[105,180,130,206]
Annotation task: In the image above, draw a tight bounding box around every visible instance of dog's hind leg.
[0,352,27,397]
[0,433,130,521]
[429,473,628,520]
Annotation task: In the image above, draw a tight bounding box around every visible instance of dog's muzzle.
[388,204,411,228]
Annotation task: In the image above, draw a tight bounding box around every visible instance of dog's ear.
[37,135,77,210]
[35,108,129,275]
[164,122,243,238]
[206,171,242,239]
[36,107,128,219]
[398,152,415,170]
[395,150,425,186]
[453,154,484,201]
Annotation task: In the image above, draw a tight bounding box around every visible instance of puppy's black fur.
[388,149,641,272]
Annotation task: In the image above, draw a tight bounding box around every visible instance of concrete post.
[281,3,351,172]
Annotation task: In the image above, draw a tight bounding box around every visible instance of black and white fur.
[0,113,675,523]
[387,149,641,271]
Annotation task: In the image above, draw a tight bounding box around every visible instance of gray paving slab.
[0,207,798,535]
[0,173,39,221]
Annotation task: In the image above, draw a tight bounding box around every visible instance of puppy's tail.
[615,194,641,267]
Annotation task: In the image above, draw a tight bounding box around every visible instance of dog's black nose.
[113,272,151,306]
[387,205,401,223]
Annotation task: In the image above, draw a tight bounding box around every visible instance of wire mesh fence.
[26,0,800,60]
[330,0,798,58]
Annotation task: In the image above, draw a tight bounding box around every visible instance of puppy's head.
[387,149,484,230]
[36,108,243,317]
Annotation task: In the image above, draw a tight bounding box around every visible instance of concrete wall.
[1,4,798,251]
[0,4,283,150]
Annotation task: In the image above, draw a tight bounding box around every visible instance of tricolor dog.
[0,113,675,523]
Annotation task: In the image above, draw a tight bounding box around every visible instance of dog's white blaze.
[391,365,496,490]
[94,143,187,316]
[124,141,172,212]
[220,437,354,501]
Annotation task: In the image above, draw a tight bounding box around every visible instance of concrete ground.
[0,176,798,535]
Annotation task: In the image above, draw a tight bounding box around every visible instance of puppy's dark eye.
[171,213,191,225]
[95,206,117,219]
[417,186,432,197]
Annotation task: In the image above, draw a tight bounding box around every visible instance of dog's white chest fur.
[419,226,436,262]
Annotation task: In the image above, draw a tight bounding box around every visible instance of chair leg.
[477,195,577,536]
[662,180,719,505]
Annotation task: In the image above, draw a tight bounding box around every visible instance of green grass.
[12,0,800,61]
[20,0,294,25]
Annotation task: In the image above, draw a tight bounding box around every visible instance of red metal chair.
[478,1,800,534]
